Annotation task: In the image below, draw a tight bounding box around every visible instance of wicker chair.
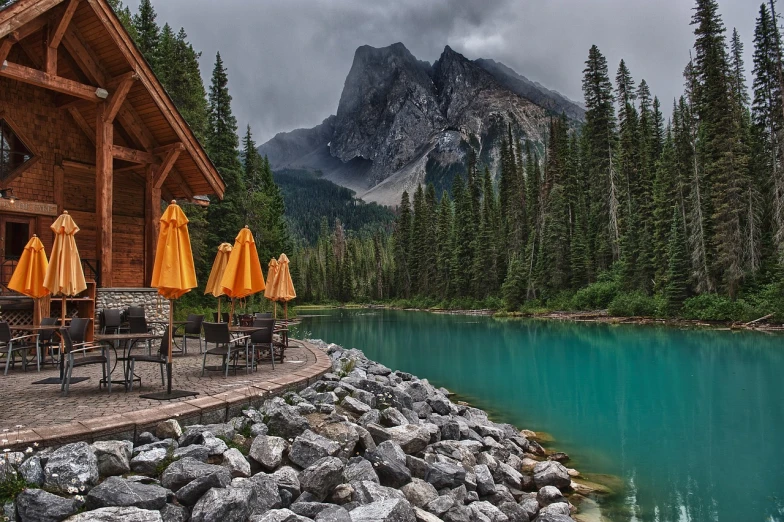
[60,328,110,396]
[182,314,204,354]
[201,322,250,377]
[0,322,40,375]
[126,328,168,391]
[249,318,275,370]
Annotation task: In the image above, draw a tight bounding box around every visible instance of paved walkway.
[0,339,331,448]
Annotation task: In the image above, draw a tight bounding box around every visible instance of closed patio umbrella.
[264,257,279,318]
[144,201,198,400]
[204,243,232,321]
[8,235,49,325]
[42,211,87,384]
[220,226,265,323]
[273,253,296,322]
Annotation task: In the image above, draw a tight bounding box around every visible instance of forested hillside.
[295,0,784,322]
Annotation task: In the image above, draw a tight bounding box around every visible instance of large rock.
[400,478,438,508]
[412,507,442,522]
[498,502,529,522]
[289,430,341,468]
[349,498,416,522]
[249,435,288,471]
[469,501,509,522]
[424,461,465,490]
[190,486,254,522]
[386,425,431,454]
[85,476,168,510]
[132,440,177,456]
[539,503,571,517]
[532,513,575,522]
[537,485,566,507]
[18,456,44,486]
[341,396,372,416]
[299,457,345,500]
[155,420,183,440]
[533,461,571,490]
[365,441,411,488]
[130,448,168,475]
[250,509,307,522]
[265,404,311,439]
[311,421,361,459]
[315,505,352,522]
[16,488,81,522]
[350,480,406,504]
[173,445,209,462]
[160,457,228,491]
[273,466,301,500]
[222,448,251,478]
[92,441,132,477]
[44,442,99,494]
[64,506,163,521]
[474,464,495,496]
[175,469,232,506]
[241,473,283,514]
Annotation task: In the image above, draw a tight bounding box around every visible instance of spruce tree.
[132,0,160,69]
[665,208,690,314]
[393,192,412,297]
[435,194,453,298]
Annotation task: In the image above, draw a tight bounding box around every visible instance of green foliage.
[571,280,620,310]
[154,448,179,477]
[0,474,31,503]
[337,358,356,378]
[607,292,659,317]
[681,294,757,322]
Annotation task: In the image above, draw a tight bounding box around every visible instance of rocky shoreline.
[0,340,590,522]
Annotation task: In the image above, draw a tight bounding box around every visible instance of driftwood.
[743,314,774,327]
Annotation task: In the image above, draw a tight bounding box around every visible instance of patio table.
[95,332,163,389]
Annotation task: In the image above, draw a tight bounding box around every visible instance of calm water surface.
[291,309,784,522]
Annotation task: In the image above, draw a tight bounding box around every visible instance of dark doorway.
[4,220,28,258]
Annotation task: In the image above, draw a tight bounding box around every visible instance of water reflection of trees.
[301,311,784,522]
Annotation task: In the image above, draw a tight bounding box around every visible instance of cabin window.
[0,119,34,182]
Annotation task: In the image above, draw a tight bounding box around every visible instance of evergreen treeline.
[110,0,291,306]
[296,0,784,322]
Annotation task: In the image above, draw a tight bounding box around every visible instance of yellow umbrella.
[147,201,198,400]
[43,211,87,383]
[204,243,233,321]
[220,226,265,323]
[8,235,49,325]
[274,253,296,322]
[264,257,279,318]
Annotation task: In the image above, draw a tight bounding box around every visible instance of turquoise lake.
[291,309,784,522]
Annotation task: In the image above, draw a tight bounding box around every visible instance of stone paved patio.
[0,338,331,448]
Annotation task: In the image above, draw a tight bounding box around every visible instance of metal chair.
[38,317,60,366]
[101,309,124,334]
[249,318,275,370]
[128,316,152,355]
[126,327,168,391]
[182,314,204,354]
[127,305,145,319]
[201,322,250,377]
[60,328,110,396]
[0,322,40,375]
[69,318,91,345]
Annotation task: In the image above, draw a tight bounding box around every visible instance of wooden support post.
[96,102,113,287]
[0,34,16,64]
[145,164,161,285]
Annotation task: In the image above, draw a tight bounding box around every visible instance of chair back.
[202,322,231,344]
[127,305,145,318]
[254,312,272,320]
[250,318,274,344]
[128,316,148,334]
[239,314,253,327]
[39,317,59,342]
[69,318,90,344]
[158,327,170,357]
[102,309,122,329]
[0,322,11,343]
[184,314,204,335]
[60,328,76,354]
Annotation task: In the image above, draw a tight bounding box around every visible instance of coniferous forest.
[295,0,784,322]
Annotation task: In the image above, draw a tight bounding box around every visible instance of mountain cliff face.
[259,43,583,206]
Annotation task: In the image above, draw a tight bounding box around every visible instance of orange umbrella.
[9,235,49,325]
[264,257,279,317]
[204,243,233,321]
[274,253,296,322]
[146,201,198,400]
[43,211,87,382]
[220,226,265,322]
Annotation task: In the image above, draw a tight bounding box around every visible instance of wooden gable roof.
[0,0,225,200]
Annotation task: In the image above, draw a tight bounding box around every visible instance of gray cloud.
[134,0,756,144]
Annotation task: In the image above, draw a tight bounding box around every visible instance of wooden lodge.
[0,0,225,303]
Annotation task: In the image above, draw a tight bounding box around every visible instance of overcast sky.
[132,0,756,145]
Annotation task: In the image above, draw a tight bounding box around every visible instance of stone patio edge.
[7,340,332,449]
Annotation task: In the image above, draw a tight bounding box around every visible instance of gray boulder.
[380,408,408,427]
[533,513,575,522]
[16,488,81,522]
[273,466,301,499]
[64,506,163,521]
[202,433,229,456]
[349,499,416,522]
[265,404,311,439]
[386,425,431,454]
[242,473,283,514]
[130,448,168,475]
[539,503,571,517]
[18,456,43,486]
[132,440,177,456]
[289,430,341,468]
[222,448,251,478]
[299,457,345,500]
[315,505,352,522]
[400,478,438,508]
[85,476,168,510]
[175,468,232,506]
[92,441,133,477]
[172,445,209,462]
[44,442,99,493]
[249,509,306,522]
[365,441,411,488]
[249,435,288,471]
[159,504,188,522]
[533,461,571,490]
[351,480,406,504]
[290,501,334,518]
[498,502,529,522]
[342,396,372,415]
[518,497,539,520]
[470,501,509,521]
[160,457,228,491]
[537,485,566,507]
[424,461,465,490]
[155,420,182,440]
[190,486,254,522]
[474,464,495,496]
[345,457,379,484]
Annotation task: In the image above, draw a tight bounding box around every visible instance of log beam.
[66,106,95,145]
[0,36,14,64]
[145,164,161,285]
[112,144,159,165]
[49,0,79,49]
[153,145,182,189]
[0,60,107,101]
[103,72,135,123]
[96,103,113,287]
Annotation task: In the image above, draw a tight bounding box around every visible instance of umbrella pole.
[60,295,66,380]
[218,296,222,322]
[167,299,173,394]
[273,302,277,319]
